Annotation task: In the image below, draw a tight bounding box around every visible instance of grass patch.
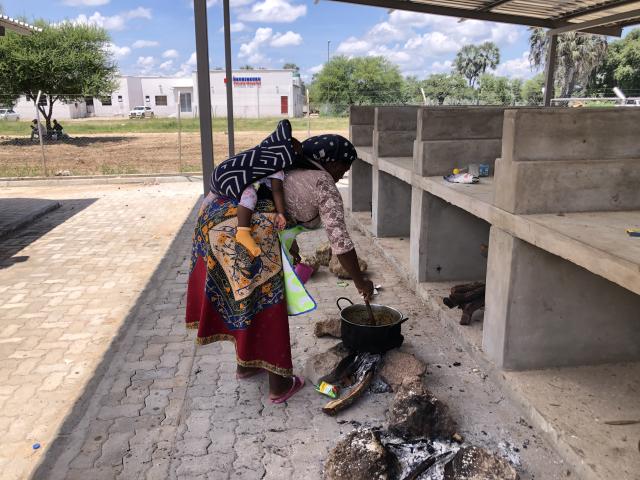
[0,116,348,136]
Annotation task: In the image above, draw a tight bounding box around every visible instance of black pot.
[337,297,408,354]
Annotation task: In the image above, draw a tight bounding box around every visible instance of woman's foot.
[269,374,305,404]
[236,365,263,379]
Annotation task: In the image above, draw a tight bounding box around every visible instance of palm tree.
[529,27,607,98]
[454,42,500,88]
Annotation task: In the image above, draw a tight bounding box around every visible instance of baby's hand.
[275,213,287,230]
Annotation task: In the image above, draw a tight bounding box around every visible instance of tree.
[309,56,405,113]
[529,27,607,98]
[0,22,117,128]
[422,73,470,105]
[589,28,640,95]
[477,74,517,105]
[454,42,500,88]
[521,73,545,105]
[283,63,300,72]
[240,64,253,70]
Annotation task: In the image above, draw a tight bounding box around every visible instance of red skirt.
[185,193,292,377]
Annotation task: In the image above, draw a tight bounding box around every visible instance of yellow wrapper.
[315,381,339,399]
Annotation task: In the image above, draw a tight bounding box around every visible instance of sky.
[3,0,545,81]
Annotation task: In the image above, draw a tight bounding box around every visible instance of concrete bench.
[371,106,419,238]
[348,105,640,371]
[484,108,640,370]
[410,107,505,283]
[348,106,375,213]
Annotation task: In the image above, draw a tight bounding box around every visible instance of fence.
[2,94,627,179]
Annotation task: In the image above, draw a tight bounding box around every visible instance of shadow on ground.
[1,137,129,147]
[30,197,201,479]
[0,199,97,270]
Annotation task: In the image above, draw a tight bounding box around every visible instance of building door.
[280,96,288,115]
[84,96,95,116]
[180,92,192,113]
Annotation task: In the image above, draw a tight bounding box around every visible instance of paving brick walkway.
[1,182,572,479]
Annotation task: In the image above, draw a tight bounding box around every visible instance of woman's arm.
[337,248,374,301]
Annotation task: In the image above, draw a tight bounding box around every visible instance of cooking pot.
[337,297,408,354]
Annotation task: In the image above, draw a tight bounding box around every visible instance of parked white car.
[129,106,155,119]
[619,99,640,107]
[0,108,20,121]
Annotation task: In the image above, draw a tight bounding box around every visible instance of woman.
[186,122,373,403]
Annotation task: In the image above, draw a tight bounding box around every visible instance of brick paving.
[0,182,201,480]
[1,181,571,479]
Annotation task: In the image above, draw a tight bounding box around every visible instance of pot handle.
[398,317,409,325]
[336,297,354,311]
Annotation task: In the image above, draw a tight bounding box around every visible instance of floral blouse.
[283,169,355,255]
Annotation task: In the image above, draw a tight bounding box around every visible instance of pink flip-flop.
[270,375,305,404]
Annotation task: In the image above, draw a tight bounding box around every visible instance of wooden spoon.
[365,299,376,325]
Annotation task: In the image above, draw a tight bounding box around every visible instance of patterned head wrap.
[301,135,358,167]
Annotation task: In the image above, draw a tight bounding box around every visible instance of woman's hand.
[356,279,375,302]
[275,213,287,231]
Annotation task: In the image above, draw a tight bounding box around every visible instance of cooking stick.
[365,299,375,325]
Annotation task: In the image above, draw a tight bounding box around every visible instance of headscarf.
[209,119,297,199]
[300,134,358,168]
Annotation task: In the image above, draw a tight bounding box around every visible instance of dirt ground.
[0,129,348,177]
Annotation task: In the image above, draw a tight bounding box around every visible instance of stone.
[300,255,320,273]
[378,350,427,391]
[324,428,391,480]
[314,318,342,339]
[329,255,368,279]
[387,377,456,441]
[303,342,351,386]
[315,242,332,267]
[444,446,519,480]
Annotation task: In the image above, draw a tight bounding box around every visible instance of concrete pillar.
[371,169,411,238]
[484,227,640,370]
[348,158,372,212]
[410,190,489,282]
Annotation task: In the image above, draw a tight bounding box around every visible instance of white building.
[10,69,304,120]
[194,69,305,118]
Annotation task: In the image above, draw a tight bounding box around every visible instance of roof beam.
[478,0,514,12]
[555,0,640,21]
[548,7,640,34]
[329,0,622,36]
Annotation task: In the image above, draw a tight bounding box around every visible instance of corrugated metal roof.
[329,0,640,36]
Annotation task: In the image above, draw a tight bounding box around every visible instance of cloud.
[333,9,526,77]
[238,27,302,65]
[495,51,539,79]
[174,51,198,77]
[71,7,152,31]
[132,40,160,49]
[239,0,306,23]
[137,56,155,67]
[159,60,174,70]
[429,60,454,74]
[270,31,302,47]
[309,64,324,75]
[162,49,180,59]
[63,0,110,5]
[219,22,246,33]
[106,42,131,58]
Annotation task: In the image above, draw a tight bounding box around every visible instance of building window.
[180,92,192,113]
[118,95,123,102]
[38,95,48,106]
[145,95,150,103]
[101,96,112,106]
[84,97,94,106]
[155,95,168,106]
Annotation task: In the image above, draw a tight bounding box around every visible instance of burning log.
[321,353,381,416]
